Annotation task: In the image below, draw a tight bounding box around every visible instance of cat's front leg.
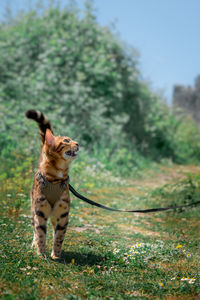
[32,196,51,256]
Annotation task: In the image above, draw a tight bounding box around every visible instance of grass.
[0,164,200,299]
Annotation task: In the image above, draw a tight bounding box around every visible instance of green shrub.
[0,1,200,180]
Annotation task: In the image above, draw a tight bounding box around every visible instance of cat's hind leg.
[51,197,70,259]
[32,196,51,256]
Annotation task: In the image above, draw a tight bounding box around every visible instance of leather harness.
[36,172,69,207]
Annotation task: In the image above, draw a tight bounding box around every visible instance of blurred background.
[0,0,200,181]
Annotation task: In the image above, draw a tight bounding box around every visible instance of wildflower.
[20,214,30,218]
[181,277,196,283]
[186,253,191,257]
[181,277,188,281]
[129,256,135,260]
[181,277,195,283]
[171,277,176,280]
[176,245,183,249]
[159,282,164,288]
[71,259,75,264]
[113,248,120,255]
[17,193,26,197]
[188,278,196,284]
[127,253,135,260]
[130,243,144,249]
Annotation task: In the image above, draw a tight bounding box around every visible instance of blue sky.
[1,0,200,103]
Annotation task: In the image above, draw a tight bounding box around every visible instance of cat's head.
[44,129,79,163]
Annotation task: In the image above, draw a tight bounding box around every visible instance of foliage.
[151,173,200,209]
[0,0,200,175]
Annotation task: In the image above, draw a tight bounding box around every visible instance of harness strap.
[69,184,200,213]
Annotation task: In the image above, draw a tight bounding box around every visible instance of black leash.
[36,172,200,213]
[69,184,200,213]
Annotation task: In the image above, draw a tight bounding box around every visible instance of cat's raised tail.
[26,110,53,144]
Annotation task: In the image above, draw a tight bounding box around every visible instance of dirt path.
[131,164,200,188]
[71,164,200,241]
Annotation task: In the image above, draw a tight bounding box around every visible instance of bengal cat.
[26,110,79,259]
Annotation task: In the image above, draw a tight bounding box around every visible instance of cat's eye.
[63,139,70,143]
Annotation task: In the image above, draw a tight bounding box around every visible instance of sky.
[1,0,200,103]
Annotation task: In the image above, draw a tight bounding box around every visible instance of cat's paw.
[51,251,61,260]
[36,248,46,257]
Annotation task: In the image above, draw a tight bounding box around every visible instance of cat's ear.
[45,129,55,146]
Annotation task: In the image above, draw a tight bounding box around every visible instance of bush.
[0,1,200,180]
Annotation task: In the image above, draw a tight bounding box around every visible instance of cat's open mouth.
[65,150,78,157]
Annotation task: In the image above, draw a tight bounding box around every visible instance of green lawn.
[0,165,200,299]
